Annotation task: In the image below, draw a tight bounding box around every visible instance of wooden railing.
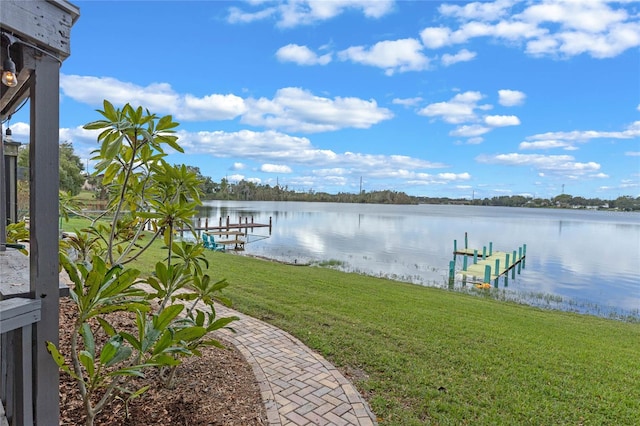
[0,298,41,426]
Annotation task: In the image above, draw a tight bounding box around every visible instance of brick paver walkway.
[213,303,378,426]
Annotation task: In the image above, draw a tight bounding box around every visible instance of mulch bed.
[57,297,267,425]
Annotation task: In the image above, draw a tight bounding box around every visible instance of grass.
[59,221,640,425]
[206,252,640,425]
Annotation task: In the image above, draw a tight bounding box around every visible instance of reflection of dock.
[448,233,526,287]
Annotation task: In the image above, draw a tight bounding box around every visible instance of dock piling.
[448,261,455,286]
[483,265,491,284]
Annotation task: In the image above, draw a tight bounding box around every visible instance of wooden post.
[448,261,455,286]
[30,55,62,425]
[453,239,457,253]
[505,253,510,269]
[482,246,486,258]
[473,249,478,264]
[226,216,230,229]
[518,247,523,274]
[489,242,493,256]
[269,216,272,234]
[463,255,468,271]
[483,265,491,284]
[464,232,468,249]
[494,259,500,288]
[205,217,208,230]
[219,217,222,227]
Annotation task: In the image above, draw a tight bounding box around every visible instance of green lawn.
[59,221,640,425]
[208,252,640,425]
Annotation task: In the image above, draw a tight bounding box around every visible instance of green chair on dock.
[202,234,225,252]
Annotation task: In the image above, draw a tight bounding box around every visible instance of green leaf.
[46,342,81,380]
[79,350,95,378]
[207,316,239,332]
[152,329,174,355]
[96,318,117,337]
[99,335,122,364]
[174,326,207,343]
[105,345,132,367]
[154,304,184,331]
[80,323,95,357]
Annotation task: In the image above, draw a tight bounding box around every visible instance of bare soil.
[58,298,267,425]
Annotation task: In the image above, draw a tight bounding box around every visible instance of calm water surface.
[196,201,640,319]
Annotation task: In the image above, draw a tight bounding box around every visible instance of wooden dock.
[187,216,272,233]
[188,216,273,251]
[448,233,526,286]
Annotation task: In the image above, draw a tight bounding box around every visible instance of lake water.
[196,201,640,319]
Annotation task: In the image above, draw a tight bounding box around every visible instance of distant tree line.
[21,146,637,211]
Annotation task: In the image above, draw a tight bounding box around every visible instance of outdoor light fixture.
[1,33,18,87]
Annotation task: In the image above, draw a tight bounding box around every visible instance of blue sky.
[5,0,640,198]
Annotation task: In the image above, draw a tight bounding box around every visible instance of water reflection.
[196,201,640,319]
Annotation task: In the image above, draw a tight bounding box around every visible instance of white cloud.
[466,137,484,145]
[178,129,445,173]
[338,38,429,75]
[498,89,526,106]
[418,91,484,124]
[421,1,640,59]
[227,6,277,24]
[625,151,640,157]
[439,0,515,22]
[228,0,395,28]
[441,49,477,66]
[476,153,601,176]
[519,140,571,150]
[450,124,490,137]
[524,121,640,149]
[276,44,332,65]
[232,162,246,170]
[420,27,452,48]
[261,164,293,173]
[484,115,520,127]
[61,75,393,134]
[437,172,471,181]
[242,87,393,133]
[227,174,245,182]
[61,75,246,121]
[392,97,423,107]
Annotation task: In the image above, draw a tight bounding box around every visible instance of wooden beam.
[28,54,60,426]
[0,0,79,58]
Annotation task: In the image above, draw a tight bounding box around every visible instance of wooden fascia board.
[0,0,80,59]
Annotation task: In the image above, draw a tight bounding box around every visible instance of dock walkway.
[449,235,526,285]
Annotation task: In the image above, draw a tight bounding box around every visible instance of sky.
[4,0,640,199]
